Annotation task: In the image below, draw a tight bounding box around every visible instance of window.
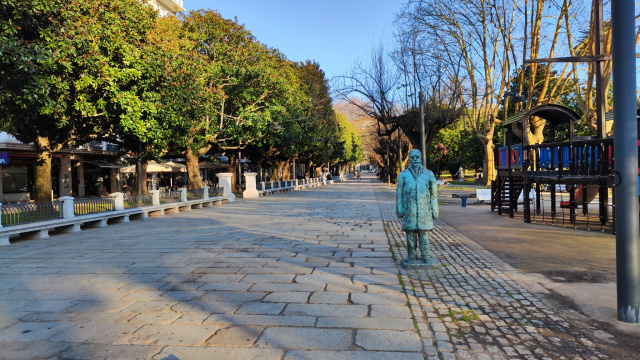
[2,165,30,193]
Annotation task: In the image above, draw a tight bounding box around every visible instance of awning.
[120,160,186,173]
[83,160,124,168]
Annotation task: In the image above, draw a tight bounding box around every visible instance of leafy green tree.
[244,61,341,181]
[336,112,364,166]
[179,10,304,188]
[293,62,341,177]
[139,15,220,190]
[0,0,157,201]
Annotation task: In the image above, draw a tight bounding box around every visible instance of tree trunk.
[483,139,496,186]
[34,136,53,202]
[307,162,313,178]
[133,161,148,194]
[282,161,291,180]
[270,162,280,182]
[185,148,203,190]
[229,158,237,191]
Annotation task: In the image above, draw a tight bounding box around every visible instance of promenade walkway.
[0,175,636,359]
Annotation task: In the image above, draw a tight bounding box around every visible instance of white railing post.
[113,192,124,211]
[59,196,75,219]
[216,172,235,203]
[203,185,210,199]
[0,203,6,246]
[243,172,259,199]
[179,188,187,202]
[150,190,160,206]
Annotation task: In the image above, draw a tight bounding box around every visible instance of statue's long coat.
[396,166,439,231]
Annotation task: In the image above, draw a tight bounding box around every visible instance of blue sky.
[184,1,405,80]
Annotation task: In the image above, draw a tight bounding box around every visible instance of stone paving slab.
[0,176,634,359]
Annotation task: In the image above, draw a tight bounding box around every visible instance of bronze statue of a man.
[396,149,439,266]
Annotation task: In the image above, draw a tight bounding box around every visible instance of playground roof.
[503,104,580,126]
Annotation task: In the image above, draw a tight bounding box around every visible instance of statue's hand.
[397,212,403,219]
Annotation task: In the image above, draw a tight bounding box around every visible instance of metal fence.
[159,190,181,204]
[74,197,115,216]
[1,201,62,227]
[123,193,153,209]
[209,186,224,197]
[187,189,204,200]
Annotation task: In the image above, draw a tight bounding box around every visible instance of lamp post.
[419,91,426,167]
[611,0,639,323]
[237,149,242,190]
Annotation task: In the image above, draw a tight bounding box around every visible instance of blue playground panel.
[498,145,523,167]
[538,146,570,168]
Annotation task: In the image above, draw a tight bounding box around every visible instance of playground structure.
[487,0,634,233]
[490,104,639,232]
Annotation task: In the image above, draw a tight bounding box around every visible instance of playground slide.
[559,184,598,208]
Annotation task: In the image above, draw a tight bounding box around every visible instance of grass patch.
[448,309,481,323]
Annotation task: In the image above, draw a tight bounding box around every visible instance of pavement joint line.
[0,176,634,359]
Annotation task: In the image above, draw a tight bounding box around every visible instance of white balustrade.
[59,196,75,219]
[150,190,160,206]
[178,188,187,202]
[243,172,259,199]
[113,192,124,211]
[216,173,235,203]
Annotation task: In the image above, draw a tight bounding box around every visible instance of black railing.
[159,190,181,204]
[123,194,153,209]
[74,197,115,216]
[1,201,62,227]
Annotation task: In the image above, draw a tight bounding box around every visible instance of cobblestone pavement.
[0,175,636,359]
[373,180,636,359]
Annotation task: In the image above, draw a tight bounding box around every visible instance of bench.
[451,192,476,207]
[436,180,448,187]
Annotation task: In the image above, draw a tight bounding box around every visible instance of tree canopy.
[0,2,359,198]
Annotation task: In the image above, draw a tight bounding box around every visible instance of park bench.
[452,192,476,207]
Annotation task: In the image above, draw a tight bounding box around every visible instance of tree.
[181,10,305,189]
[0,0,158,201]
[334,98,379,165]
[335,112,364,166]
[141,15,220,190]
[397,0,520,185]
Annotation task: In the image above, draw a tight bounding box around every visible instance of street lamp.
[419,91,426,167]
